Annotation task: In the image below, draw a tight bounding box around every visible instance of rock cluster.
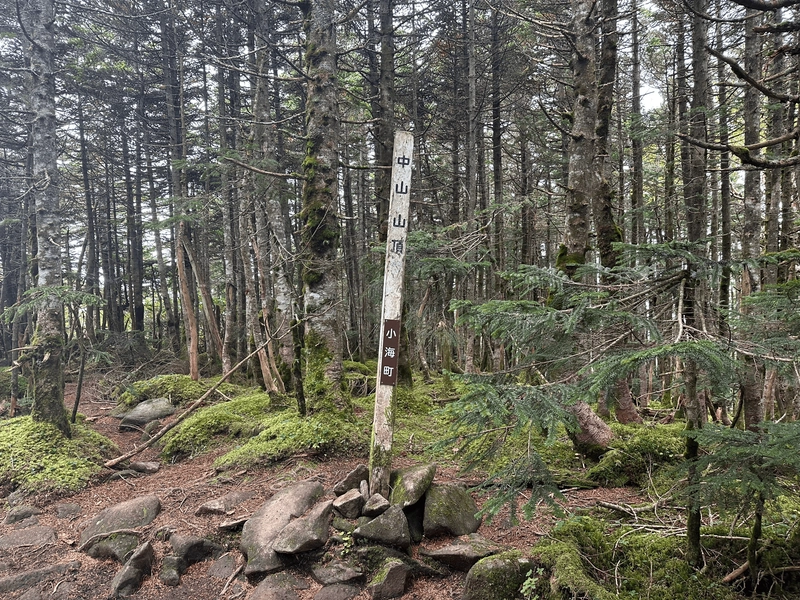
[1,462,533,599]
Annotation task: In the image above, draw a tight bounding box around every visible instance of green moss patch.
[535,516,742,600]
[116,374,246,409]
[158,384,368,469]
[0,416,117,496]
[587,423,684,487]
[214,408,367,470]
[0,368,26,403]
[160,390,274,459]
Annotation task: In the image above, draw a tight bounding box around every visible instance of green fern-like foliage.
[442,250,745,520]
[583,340,737,401]
[435,375,575,520]
[684,422,800,512]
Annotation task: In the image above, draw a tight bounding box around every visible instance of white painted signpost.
[369,130,414,497]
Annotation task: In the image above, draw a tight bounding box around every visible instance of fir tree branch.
[724,0,800,11]
[706,45,800,103]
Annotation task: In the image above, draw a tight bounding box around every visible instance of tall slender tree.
[19,0,70,437]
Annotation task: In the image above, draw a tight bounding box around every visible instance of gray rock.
[79,495,161,562]
[55,503,82,519]
[158,555,185,587]
[314,583,361,600]
[109,542,154,598]
[249,572,302,600]
[423,483,481,537]
[170,533,224,564]
[352,505,410,549]
[359,479,370,501]
[119,397,175,431]
[0,561,80,595]
[13,515,39,529]
[0,526,56,550]
[367,558,411,600]
[129,461,160,474]
[3,505,41,524]
[332,488,363,519]
[331,516,355,533]
[388,464,436,508]
[462,551,537,600]
[195,489,255,516]
[355,546,447,578]
[240,480,324,576]
[20,581,72,600]
[420,533,505,571]
[273,499,333,554]
[311,559,363,585]
[207,552,239,579]
[107,469,142,481]
[362,494,389,518]
[219,516,248,531]
[333,464,369,496]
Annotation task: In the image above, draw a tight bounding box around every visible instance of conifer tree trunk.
[558,0,615,453]
[20,0,70,437]
[684,0,710,568]
[300,0,344,408]
[741,11,764,431]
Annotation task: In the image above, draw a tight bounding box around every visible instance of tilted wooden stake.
[369,131,414,497]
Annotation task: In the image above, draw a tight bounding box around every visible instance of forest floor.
[0,376,644,599]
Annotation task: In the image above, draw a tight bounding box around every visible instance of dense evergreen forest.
[1,0,800,594]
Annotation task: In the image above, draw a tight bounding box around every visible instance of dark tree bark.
[683,0,710,569]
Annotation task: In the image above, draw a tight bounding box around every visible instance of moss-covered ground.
[0,416,117,496]
[2,366,799,599]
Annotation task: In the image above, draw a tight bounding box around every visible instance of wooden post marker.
[369,130,414,497]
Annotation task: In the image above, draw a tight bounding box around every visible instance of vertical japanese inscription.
[377,131,414,386]
[379,319,401,385]
[370,130,414,496]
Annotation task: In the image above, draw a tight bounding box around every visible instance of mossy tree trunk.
[557,0,614,453]
[299,0,345,410]
[21,0,70,438]
[683,0,709,569]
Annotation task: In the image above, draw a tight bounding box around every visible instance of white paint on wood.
[370,131,414,497]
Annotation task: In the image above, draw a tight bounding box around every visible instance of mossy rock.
[0,416,117,496]
[462,550,537,600]
[160,391,274,459]
[587,423,684,487]
[117,374,245,409]
[212,407,368,470]
[534,517,615,600]
[343,361,376,397]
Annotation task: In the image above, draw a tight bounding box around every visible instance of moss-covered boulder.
[532,516,744,600]
[352,505,411,549]
[80,495,161,563]
[367,558,411,600]
[423,483,481,537]
[587,423,684,487]
[462,551,537,600]
[116,374,244,410]
[587,425,686,486]
[388,463,436,508]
